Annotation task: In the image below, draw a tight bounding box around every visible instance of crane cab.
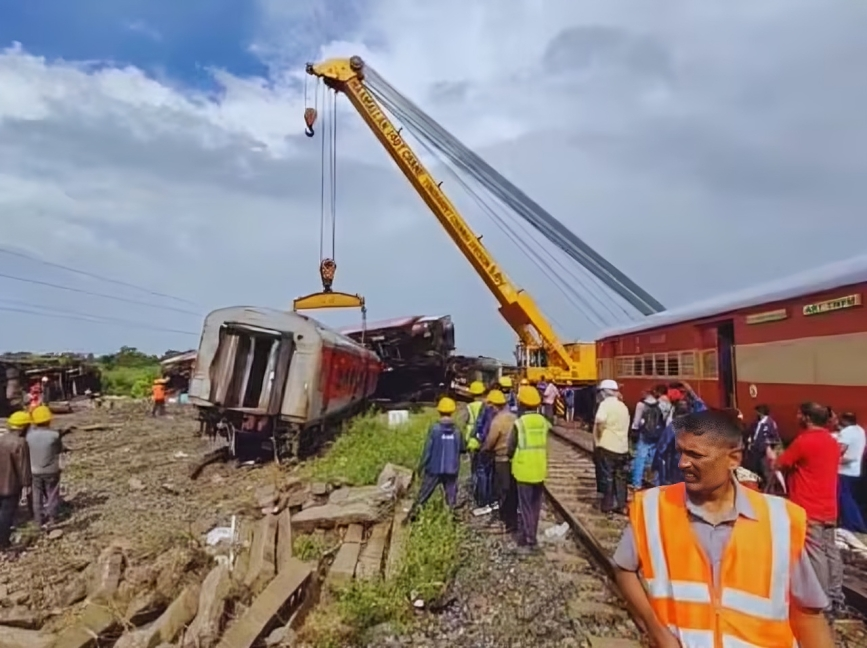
[515,342,596,386]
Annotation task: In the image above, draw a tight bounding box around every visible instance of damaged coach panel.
[190,306,380,460]
[339,315,455,404]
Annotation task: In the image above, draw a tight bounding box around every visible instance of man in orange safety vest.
[612,408,834,648]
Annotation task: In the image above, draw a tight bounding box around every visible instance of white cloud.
[1,0,866,357]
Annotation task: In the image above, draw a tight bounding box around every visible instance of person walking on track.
[407,397,465,522]
[507,385,550,554]
[613,408,834,648]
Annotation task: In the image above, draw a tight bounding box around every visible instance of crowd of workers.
[409,374,863,647]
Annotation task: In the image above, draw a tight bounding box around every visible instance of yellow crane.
[305,56,661,384]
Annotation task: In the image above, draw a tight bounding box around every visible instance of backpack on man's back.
[640,402,666,443]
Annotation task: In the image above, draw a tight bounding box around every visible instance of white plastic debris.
[173,451,189,459]
[472,505,493,517]
[388,410,409,428]
[206,524,235,546]
[544,522,570,539]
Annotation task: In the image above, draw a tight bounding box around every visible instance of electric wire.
[0,303,199,336]
[0,246,200,307]
[0,271,202,316]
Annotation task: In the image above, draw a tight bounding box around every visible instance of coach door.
[715,320,738,409]
[210,324,293,413]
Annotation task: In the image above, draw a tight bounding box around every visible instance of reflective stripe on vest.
[636,484,800,648]
[511,413,548,483]
[466,401,483,441]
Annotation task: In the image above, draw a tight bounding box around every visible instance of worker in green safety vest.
[507,384,550,554]
[463,380,487,445]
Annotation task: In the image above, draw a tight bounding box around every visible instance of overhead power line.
[0,301,200,336]
[0,271,202,316]
[0,246,200,307]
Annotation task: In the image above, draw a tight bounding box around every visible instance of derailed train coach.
[189,306,381,459]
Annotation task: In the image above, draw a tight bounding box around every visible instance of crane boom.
[307,56,593,382]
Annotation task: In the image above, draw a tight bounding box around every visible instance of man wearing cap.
[408,397,465,521]
[498,375,518,413]
[507,385,550,552]
[0,412,33,550]
[594,379,630,514]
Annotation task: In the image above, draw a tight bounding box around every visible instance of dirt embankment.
[1,404,282,633]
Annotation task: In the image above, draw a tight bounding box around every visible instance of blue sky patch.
[0,0,270,90]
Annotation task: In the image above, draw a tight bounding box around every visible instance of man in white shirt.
[837,412,867,533]
[593,379,631,514]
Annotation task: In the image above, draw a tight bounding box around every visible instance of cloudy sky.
[1,0,865,359]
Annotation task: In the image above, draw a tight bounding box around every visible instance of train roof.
[598,253,867,338]
[338,314,449,336]
[203,306,365,347]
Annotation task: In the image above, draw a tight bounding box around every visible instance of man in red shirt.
[775,402,844,614]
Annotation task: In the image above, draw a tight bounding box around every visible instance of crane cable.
[305,80,367,343]
[366,83,629,332]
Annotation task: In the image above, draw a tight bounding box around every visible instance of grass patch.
[101,364,161,398]
[299,410,465,647]
[303,411,436,486]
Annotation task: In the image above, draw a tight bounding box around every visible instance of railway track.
[543,424,867,646]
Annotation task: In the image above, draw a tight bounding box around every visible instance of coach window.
[701,350,718,380]
[654,354,666,377]
[642,355,653,377]
[680,351,697,378]
[633,357,643,376]
[666,353,680,377]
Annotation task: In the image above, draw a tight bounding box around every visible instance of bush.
[303,411,436,486]
[101,365,161,397]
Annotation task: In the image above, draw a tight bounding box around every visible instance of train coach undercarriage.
[196,400,369,463]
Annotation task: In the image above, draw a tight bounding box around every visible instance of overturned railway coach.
[189,306,380,459]
[596,255,867,437]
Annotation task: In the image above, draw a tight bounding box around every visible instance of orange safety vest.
[152,383,166,401]
[630,482,806,648]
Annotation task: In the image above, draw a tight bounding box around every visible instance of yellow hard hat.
[519,378,530,386]
[7,411,32,429]
[437,397,457,415]
[468,381,486,396]
[498,376,513,389]
[487,389,507,406]
[30,405,53,426]
[517,385,541,408]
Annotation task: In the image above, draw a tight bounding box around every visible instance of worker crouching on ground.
[0,412,33,553]
[507,385,550,554]
[26,405,63,529]
[407,397,465,522]
[613,409,834,648]
[481,389,518,533]
[151,377,167,417]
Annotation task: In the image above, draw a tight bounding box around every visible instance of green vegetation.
[300,411,466,648]
[303,411,437,485]
[97,346,162,397]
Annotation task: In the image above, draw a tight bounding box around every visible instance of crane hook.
[304,107,317,138]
